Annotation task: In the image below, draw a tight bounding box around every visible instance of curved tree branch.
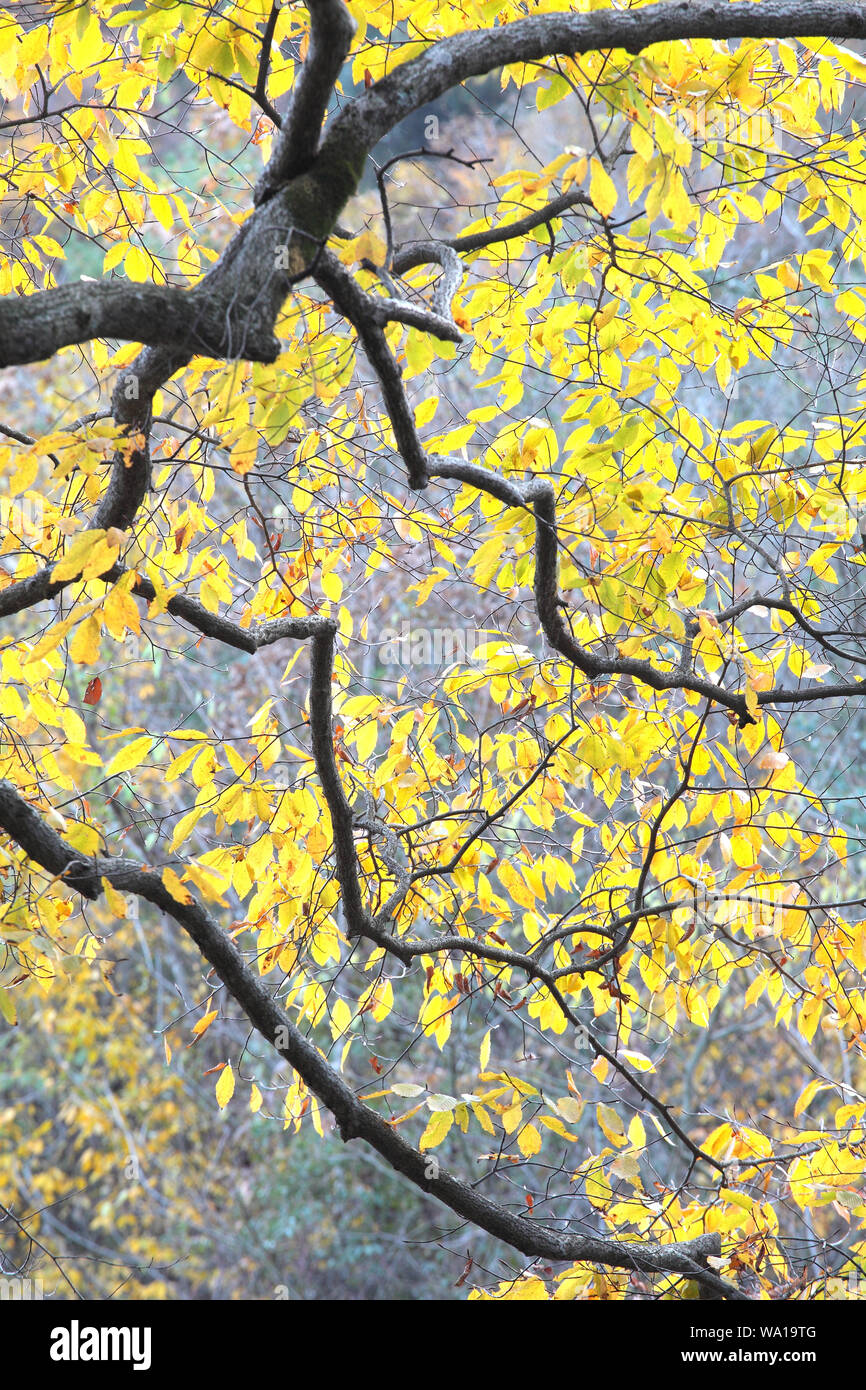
[391,188,594,275]
[308,625,370,939]
[324,2,866,160]
[390,241,464,321]
[254,0,357,206]
[0,777,743,1299]
[314,251,431,488]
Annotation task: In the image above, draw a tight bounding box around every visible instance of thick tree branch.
[96,346,190,532]
[429,457,526,507]
[324,2,866,161]
[0,155,364,370]
[254,0,357,206]
[308,625,370,939]
[0,277,285,371]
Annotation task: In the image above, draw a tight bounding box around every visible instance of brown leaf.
[455,1255,473,1288]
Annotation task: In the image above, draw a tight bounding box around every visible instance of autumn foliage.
[2,0,866,1301]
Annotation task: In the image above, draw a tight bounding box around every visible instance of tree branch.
[0,777,744,1298]
[390,241,464,321]
[254,0,357,206]
[207,1,284,129]
[391,188,594,274]
[0,162,361,371]
[324,2,866,160]
[314,251,433,488]
[308,624,370,939]
[0,282,219,371]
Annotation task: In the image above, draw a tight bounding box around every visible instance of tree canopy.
[3,0,866,1301]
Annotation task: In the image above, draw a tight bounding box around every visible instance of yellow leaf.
[215,1061,235,1108]
[169,804,204,853]
[330,997,352,1038]
[414,395,438,427]
[307,822,328,859]
[348,229,386,266]
[162,866,192,904]
[472,1102,495,1134]
[124,244,151,282]
[105,734,153,777]
[556,1095,584,1124]
[7,451,38,495]
[50,529,109,583]
[420,1109,452,1150]
[24,610,78,665]
[103,585,141,639]
[589,157,617,217]
[199,576,221,613]
[794,1078,829,1118]
[250,1082,263,1113]
[68,614,102,664]
[597,1102,627,1147]
[101,877,129,918]
[182,861,228,904]
[352,719,377,762]
[321,569,343,602]
[81,534,123,580]
[150,193,174,231]
[192,1009,218,1038]
[720,1187,754,1212]
[585,1166,612,1209]
[540,1115,578,1141]
[518,1122,542,1157]
[627,1114,646,1148]
[501,1102,523,1134]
